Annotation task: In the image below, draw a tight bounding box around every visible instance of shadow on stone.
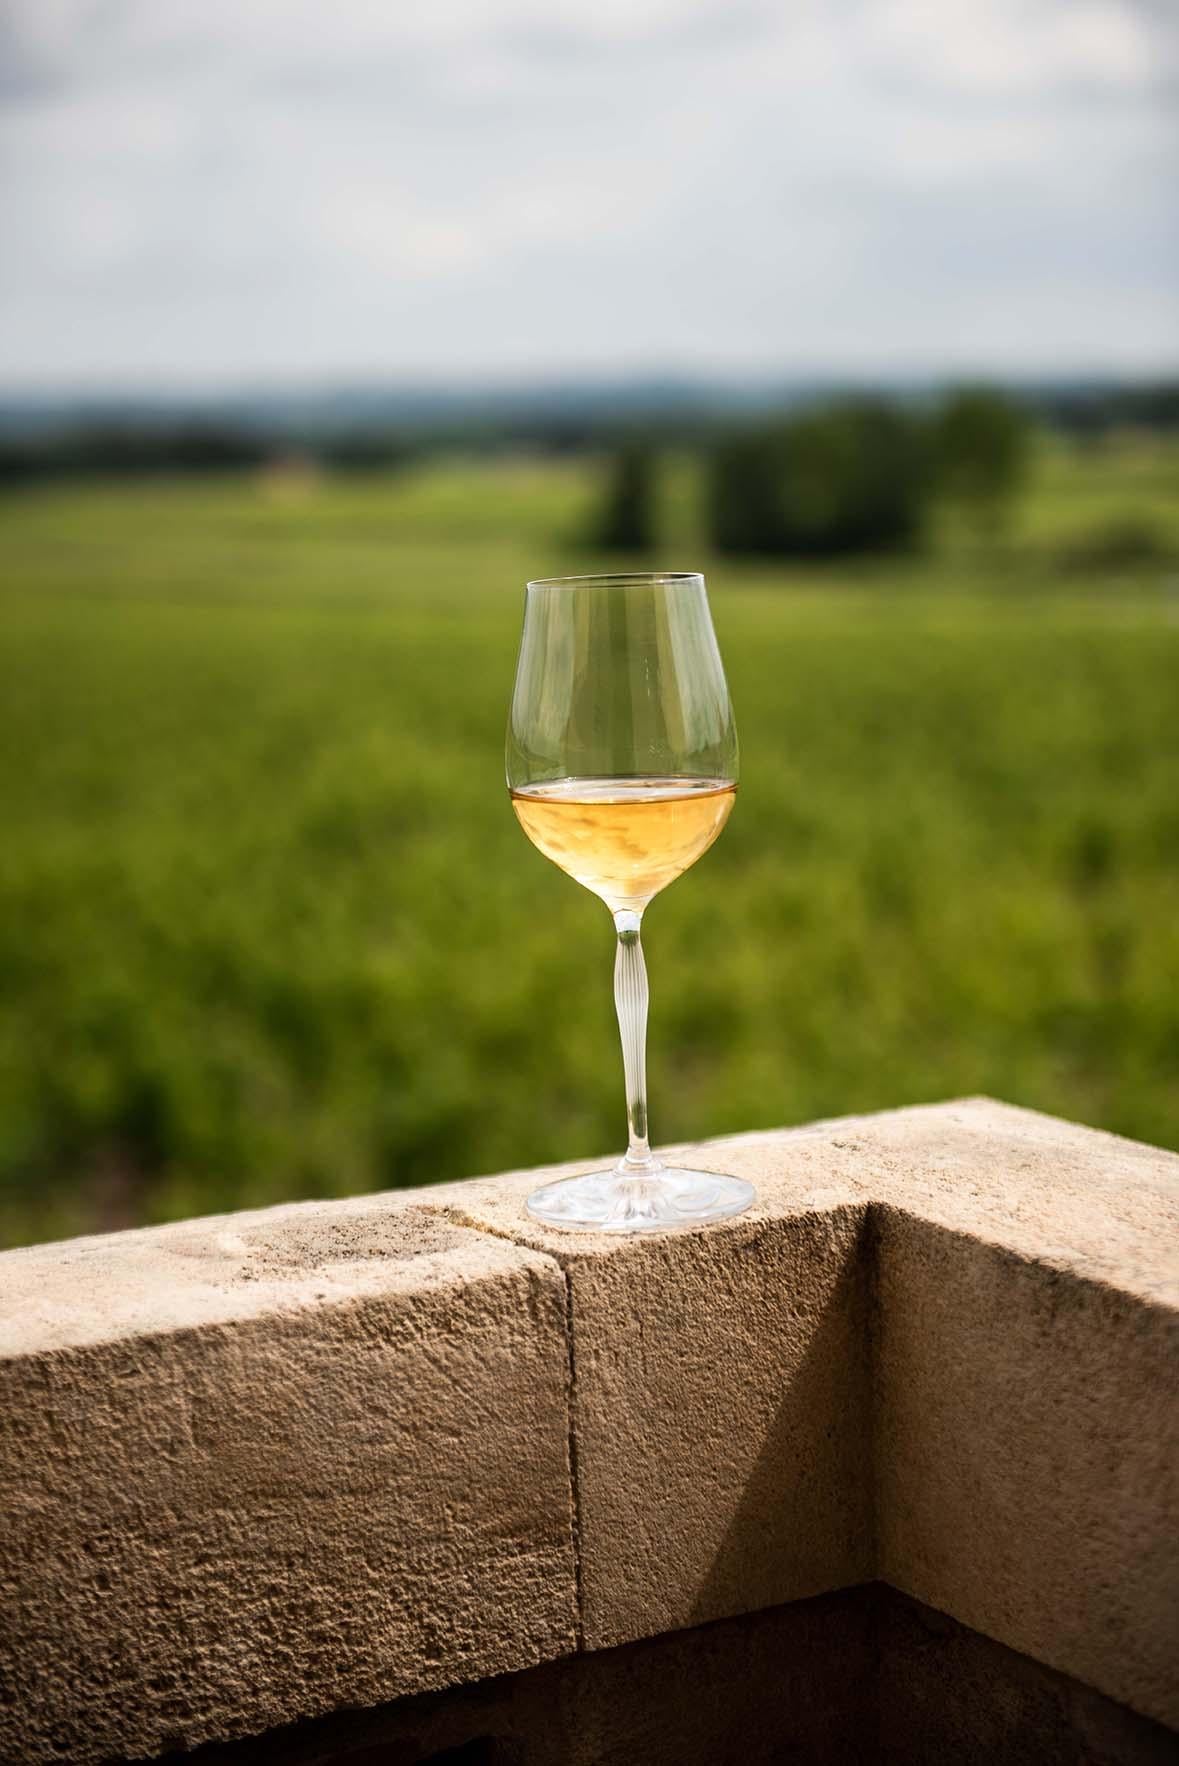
[686,1207,874,1627]
[139,1589,1176,1766]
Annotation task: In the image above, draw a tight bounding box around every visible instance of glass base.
[525,1164,755,1233]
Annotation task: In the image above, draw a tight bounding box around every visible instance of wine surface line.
[510,775,736,914]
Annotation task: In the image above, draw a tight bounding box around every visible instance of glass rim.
[526,570,704,592]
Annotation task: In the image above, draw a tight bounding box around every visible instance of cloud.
[0,0,1174,383]
[865,0,1155,94]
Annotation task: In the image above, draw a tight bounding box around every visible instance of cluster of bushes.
[592,388,1031,558]
[708,401,929,557]
[1053,515,1172,575]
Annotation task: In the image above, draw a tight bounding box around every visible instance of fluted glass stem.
[613,908,656,1171]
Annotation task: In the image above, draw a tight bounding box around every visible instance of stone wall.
[0,1099,1176,1762]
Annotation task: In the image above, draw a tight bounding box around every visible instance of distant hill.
[0,375,839,443]
[0,373,1174,482]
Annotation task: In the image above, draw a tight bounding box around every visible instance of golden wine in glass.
[506,572,754,1231]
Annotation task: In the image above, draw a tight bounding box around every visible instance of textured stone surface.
[843,1099,1179,1729]
[875,1207,1179,1731]
[1,1098,1176,1760]
[446,1180,874,1649]
[827,1097,1179,1309]
[156,1590,878,1766]
[0,1202,576,1764]
[439,1099,1179,1720]
[144,1589,1179,1766]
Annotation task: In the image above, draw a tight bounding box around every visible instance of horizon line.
[1,362,1176,404]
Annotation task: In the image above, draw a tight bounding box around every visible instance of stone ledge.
[0,1209,577,1763]
[0,1099,1176,1762]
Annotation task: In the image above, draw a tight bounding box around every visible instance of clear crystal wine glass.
[507,571,754,1232]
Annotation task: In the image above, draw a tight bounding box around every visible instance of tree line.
[594,388,1032,557]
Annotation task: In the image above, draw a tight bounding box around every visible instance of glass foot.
[525,1165,755,1233]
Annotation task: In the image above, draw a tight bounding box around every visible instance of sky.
[0,0,1176,388]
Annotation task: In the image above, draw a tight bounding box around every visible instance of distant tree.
[165,426,271,472]
[591,442,657,551]
[1055,514,1170,574]
[321,434,412,472]
[708,400,927,558]
[933,387,1030,538]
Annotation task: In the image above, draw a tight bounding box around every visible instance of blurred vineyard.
[0,432,1176,1247]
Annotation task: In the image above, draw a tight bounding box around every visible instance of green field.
[1,440,1177,1247]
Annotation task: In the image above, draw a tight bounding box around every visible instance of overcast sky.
[1,0,1176,388]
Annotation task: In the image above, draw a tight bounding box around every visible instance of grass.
[1,439,1177,1247]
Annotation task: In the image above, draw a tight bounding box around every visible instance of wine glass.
[507,571,754,1232]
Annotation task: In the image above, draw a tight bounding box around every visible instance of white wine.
[506,571,753,1229]
[511,775,736,912]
